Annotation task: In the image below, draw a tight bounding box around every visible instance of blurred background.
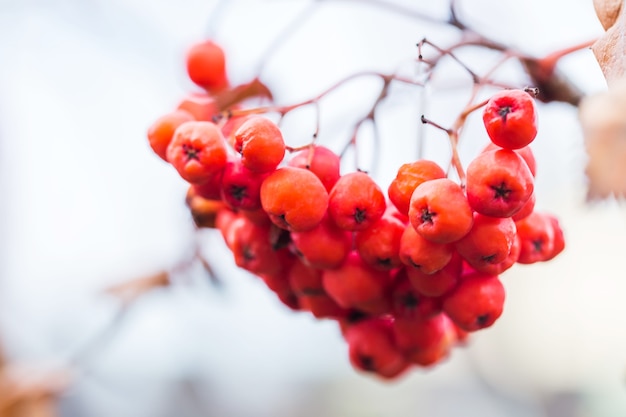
[1,0,625,416]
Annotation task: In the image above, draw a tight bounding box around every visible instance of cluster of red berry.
[146,40,565,380]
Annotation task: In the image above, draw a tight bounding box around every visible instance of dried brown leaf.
[214,77,273,111]
[592,2,626,85]
[593,0,623,30]
[579,77,626,200]
[104,271,170,304]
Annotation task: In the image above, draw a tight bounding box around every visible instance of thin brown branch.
[223,71,422,121]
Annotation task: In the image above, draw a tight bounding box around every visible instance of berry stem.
[225,72,421,121]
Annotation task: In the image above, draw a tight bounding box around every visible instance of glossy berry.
[241,207,273,227]
[147,110,195,161]
[220,158,269,211]
[259,269,300,311]
[328,171,386,231]
[473,233,521,275]
[511,191,536,221]
[483,89,538,149]
[409,178,474,244]
[191,169,224,201]
[388,271,442,321]
[393,314,456,366]
[167,121,228,184]
[455,213,517,272]
[442,272,505,332]
[260,167,329,232]
[288,260,346,319]
[186,40,229,92]
[406,251,463,297]
[355,214,405,270]
[234,116,286,173]
[290,214,352,270]
[322,251,392,315]
[482,142,537,177]
[544,214,565,261]
[515,211,556,264]
[465,148,534,218]
[388,160,446,215]
[399,225,453,275]
[288,145,341,193]
[229,215,293,276]
[344,318,410,379]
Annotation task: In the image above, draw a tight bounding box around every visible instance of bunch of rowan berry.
[146,40,565,380]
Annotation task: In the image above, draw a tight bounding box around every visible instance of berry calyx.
[465,149,534,218]
[442,272,505,332]
[408,178,474,244]
[166,121,228,184]
[328,171,387,231]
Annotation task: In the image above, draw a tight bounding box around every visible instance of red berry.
[511,191,536,222]
[260,167,329,232]
[544,214,565,261]
[191,169,224,201]
[482,142,537,177]
[483,89,538,149]
[259,270,300,311]
[328,171,387,231]
[290,214,352,270]
[288,260,346,319]
[470,233,521,275]
[215,207,238,247]
[288,145,341,193]
[406,251,463,297]
[344,318,410,379]
[442,272,505,332]
[388,160,446,216]
[399,225,453,275]
[408,178,474,244]
[220,158,269,211]
[234,116,286,173]
[322,251,392,315]
[455,213,517,272]
[186,40,229,92]
[355,214,405,271]
[388,271,442,321]
[167,121,228,184]
[221,114,251,148]
[465,148,534,218]
[229,215,293,276]
[393,314,456,366]
[147,110,195,161]
[515,211,556,264]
